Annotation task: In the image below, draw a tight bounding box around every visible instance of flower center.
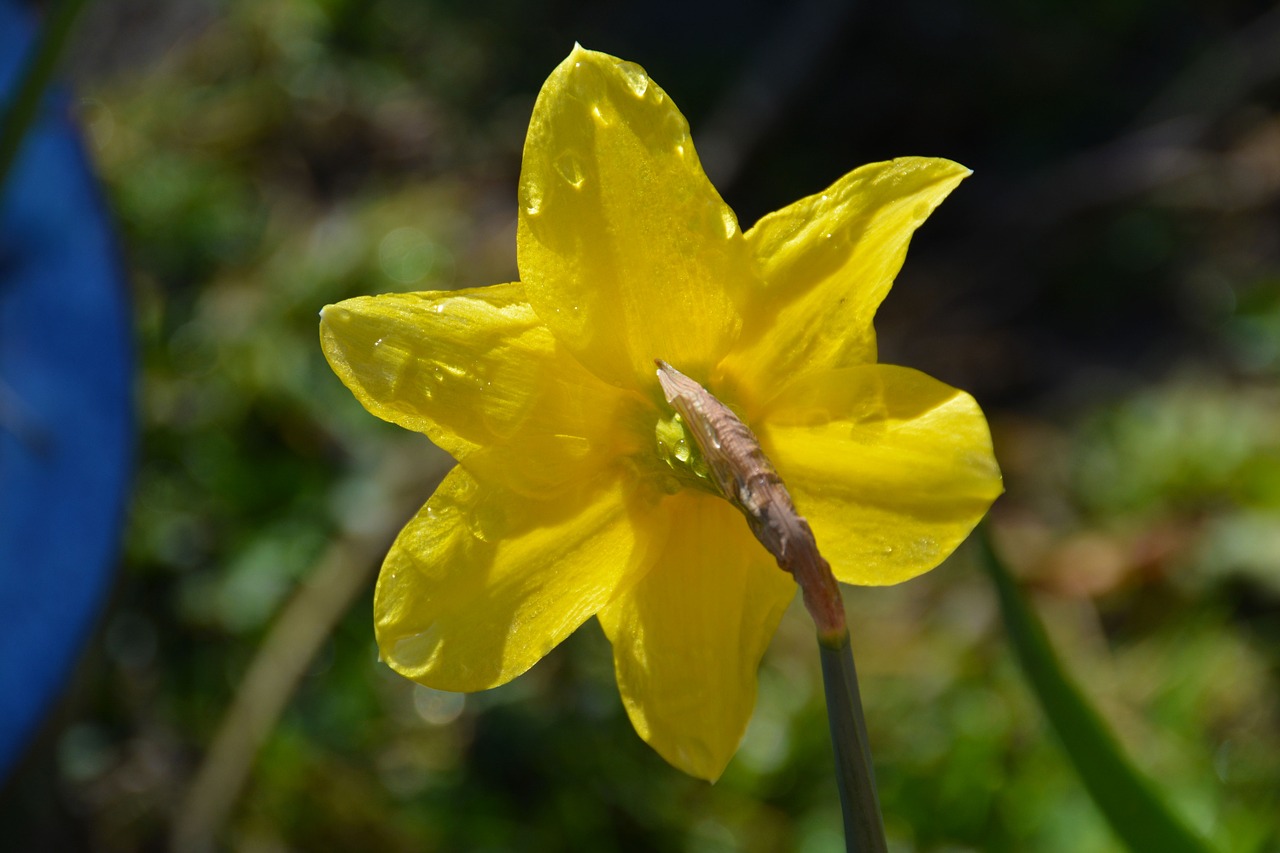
[652,409,717,494]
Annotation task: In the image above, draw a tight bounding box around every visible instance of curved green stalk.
[819,629,888,853]
[975,524,1214,853]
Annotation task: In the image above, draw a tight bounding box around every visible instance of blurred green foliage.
[5,0,1280,850]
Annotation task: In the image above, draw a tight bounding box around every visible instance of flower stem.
[654,361,886,850]
[819,628,888,853]
[654,360,846,635]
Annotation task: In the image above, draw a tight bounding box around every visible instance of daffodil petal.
[722,158,970,410]
[320,284,626,479]
[759,364,1002,586]
[517,45,752,390]
[376,467,663,692]
[598,490,795,781]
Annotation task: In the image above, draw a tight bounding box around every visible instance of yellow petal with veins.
[517,45,754,391]
[378,466,665,692]
[758,364,1002,586]
[598,490,795,781]
[722,158,970,414]
[320,284,628,493]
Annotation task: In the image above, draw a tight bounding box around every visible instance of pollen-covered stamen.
[655,360,846,640]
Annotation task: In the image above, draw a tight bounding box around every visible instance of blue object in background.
[0,0,133,778]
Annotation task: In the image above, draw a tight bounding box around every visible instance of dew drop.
[663,110,690,144]
[555,152,586,189]
[617,61,649,97]
[389,357,431,401]
[468,497,507,542]
[720,208,739,239]
[432,367,445,382]
[590,103,613,126]
[320,304,350,323]
[392,626,442,666]
[674,439,691,463]
[913,537,939,561]
[373,338,383,347]
[691,455,710,479]
[674,143,685,158]
[521,180,545,215]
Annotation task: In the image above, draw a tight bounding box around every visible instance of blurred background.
[2,0,1279,849]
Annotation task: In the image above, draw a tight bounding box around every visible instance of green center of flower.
[651,410,717,495]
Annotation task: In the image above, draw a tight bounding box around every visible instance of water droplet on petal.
[720,208,739,238]
[387,353,432,402]
[521,180,544,215]
[590,103,613,126]
[391,626,442,667]
[468,496,507,542]
[320,305,350,323]
[555,152,586,189]
[674,439,691,463]
[616,61,649,97]
[663,108,689,137]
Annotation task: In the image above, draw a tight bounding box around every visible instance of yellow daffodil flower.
[320,45,1002,781]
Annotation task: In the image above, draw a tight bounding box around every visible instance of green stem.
[0,0,89,195]
[819,629,887,853]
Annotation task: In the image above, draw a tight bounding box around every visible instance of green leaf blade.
[976,525,1215,853]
